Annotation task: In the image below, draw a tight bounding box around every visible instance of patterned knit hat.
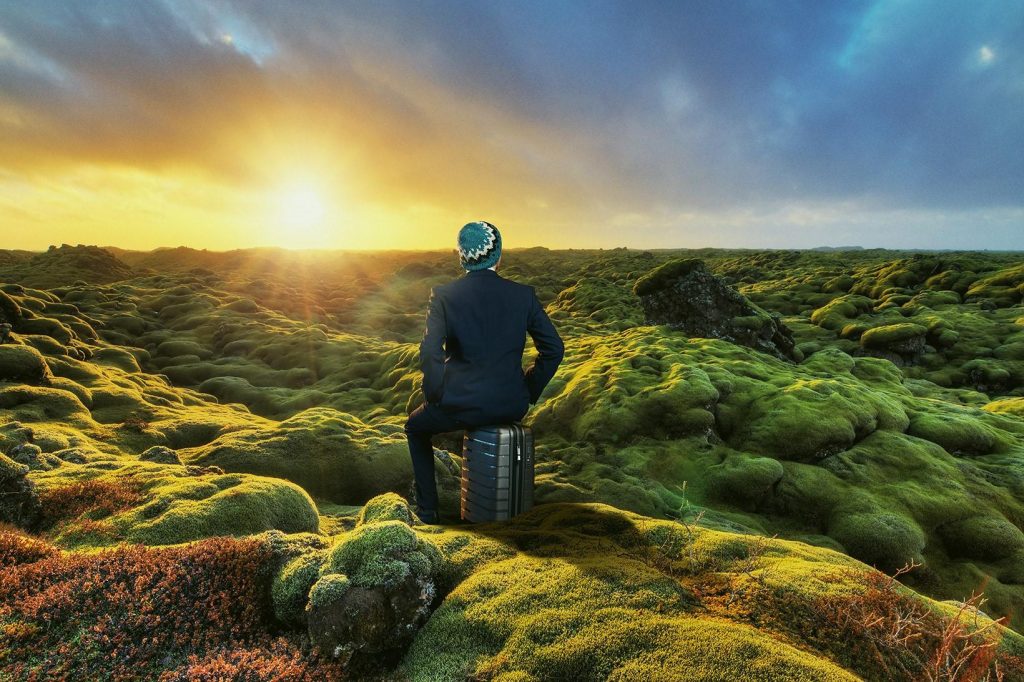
[457,221,502,271]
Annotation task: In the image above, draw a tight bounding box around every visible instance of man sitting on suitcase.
[405,220,565,525]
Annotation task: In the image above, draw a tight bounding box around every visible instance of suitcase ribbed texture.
[461,424,534,522]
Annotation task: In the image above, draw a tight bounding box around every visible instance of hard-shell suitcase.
[460,423,534,522]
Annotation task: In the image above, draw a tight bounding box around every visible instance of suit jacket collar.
[465,268,499,277]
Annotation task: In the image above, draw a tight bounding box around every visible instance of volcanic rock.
[0,453,42,529]
[633,258,798,361]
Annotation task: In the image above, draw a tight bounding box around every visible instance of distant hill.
[0,244,134,288]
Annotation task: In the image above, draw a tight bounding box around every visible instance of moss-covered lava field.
[2,243,1024,680]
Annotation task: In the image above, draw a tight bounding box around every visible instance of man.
[404,220,565,524]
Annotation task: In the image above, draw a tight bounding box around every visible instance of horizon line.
[13,243,1024,255]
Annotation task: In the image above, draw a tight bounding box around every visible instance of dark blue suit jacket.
[419,268,564,425]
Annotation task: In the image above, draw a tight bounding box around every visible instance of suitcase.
[460,423,534,522]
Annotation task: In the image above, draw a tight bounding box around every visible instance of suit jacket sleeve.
[419,286,446,403]
[524,286,565,404]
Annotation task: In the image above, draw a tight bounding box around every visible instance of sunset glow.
[0,2,1020,251]
[273,182,330,247]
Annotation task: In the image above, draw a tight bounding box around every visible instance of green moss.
[399,503,889,681]
[529,330,721,445]
[0,345,53,383]
[272,551,326,627]
[32,463,320,548]
[15,316,74,344]
[906,410,1009,456]
[185,407,418,504]
[0,452,29,480]
[859,323,928,349]
[548,279,644,334]
[154,339,213,359]
[0,385,93,425]
[308,573,352,611]
[91,347,142,373]
[484,608,859,682]
[939,516,1024,562]
[810,295,874,331]
[322,519,442,590]
[122,474,320,546]
[631,258,706,296]
[47,376,92,407]
[728,375,908,462]
[829,512,925,572]
[984,397,1024,417]
[6,249,1024,663]
[357,492,415,526]
[705,455,784,510]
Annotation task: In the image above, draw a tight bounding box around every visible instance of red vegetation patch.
[0,523,59,567]
[810,563,1024,681]
[37,477,146,531]
[0,535,343,681]
[158,637,344,682]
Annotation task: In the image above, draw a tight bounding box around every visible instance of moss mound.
[31,463,319,548]
[397,502,1024,681]
[357,492,416,526]
[860,323,928,349]
[938,516,1024,562]
[185,407,418,504]
[0,345,53,384]
[322,519,442,588]
[829,512,926,572]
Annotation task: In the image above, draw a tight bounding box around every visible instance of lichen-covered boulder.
[307,519,443,662]
[8,442,61,471]
[859,323,928,365]
[632,259,798,361]
[0,453,41,529]
[139,445,183,466]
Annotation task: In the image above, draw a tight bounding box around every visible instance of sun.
[274,182,330,247]
[279,184,326,228]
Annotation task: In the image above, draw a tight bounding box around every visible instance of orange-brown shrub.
[806,563,1024,681]
[0,535,344,681]
[158,637,344,682]
[0,523,59,567]
[36,477,146,531]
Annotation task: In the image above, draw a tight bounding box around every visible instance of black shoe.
[414,507,441,525]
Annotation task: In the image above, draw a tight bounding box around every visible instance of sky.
[0,0,1022,251]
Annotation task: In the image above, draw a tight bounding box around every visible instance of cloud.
[0,0,1021,249]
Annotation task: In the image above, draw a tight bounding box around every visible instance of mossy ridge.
[398,501,1024,681]
[525,327,1024,628]
[182,406,423,504]
[29,460,319,549]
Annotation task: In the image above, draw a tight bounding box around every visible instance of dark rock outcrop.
[139,445,184,465]
[306,518,442,664]
[0,453,42,529]
[8,443,60,471]
[633,258,798,361]
[857,323,928,366]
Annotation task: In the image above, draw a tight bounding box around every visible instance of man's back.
[419,268,564,425]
